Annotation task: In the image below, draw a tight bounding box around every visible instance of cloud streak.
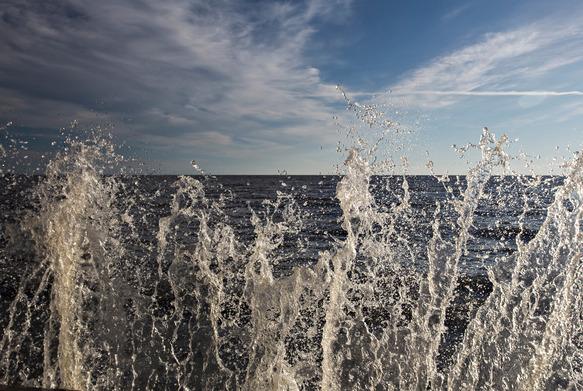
[392,90,583,96]
[385,18,583,108]
[0,0,350,173]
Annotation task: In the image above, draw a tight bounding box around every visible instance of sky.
[1,0,583,174]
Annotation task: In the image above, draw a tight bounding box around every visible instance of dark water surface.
[0,169,580,390]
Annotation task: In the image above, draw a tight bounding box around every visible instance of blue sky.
[1,0,583,174]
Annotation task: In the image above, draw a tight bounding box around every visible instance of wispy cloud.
[441,2,473,21]
[387,18,583,107]
[0,0,350,172]
[392,90,583,96]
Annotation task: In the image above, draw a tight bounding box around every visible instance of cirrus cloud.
[0,0,351,172]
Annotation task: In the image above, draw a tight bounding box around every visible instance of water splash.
[0,125,581,391]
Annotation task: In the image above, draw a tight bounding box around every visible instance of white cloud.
[441,3,473,21]
[386,19,583,108]
[391,90,583,96]
[0,0,351,170]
